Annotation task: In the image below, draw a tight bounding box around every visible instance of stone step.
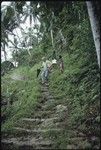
[41,85,49,89]
[33,110,55,118]
[68,137,86,143]
[41,85,48,89]
[22,117,59,123]
[35,147,52,149]
[68,137,92,149]
[36,98,48,105]
[42,101,66,111]
[1,137,54,149]
[41,96,54,103]
[41,88,49,92]
[15,116,62,130]
[11,127,62,139]
[45,95,54,99]
[41,100,56,106]
[16,121,63,130]
[42,94,51,99]
[66,144,77,149]
[1,138,53,146]
[13,127,62,135]
[28,111,55,121]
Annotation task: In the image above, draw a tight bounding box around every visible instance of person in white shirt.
[46,59,52,72]
[41,57,49,84]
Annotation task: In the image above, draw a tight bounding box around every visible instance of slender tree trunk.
[14,48,17,67]
[50,29,54,49]
[36,18,39,45]
[33,14,39,45]
[59,29,66,46]
[3,44,7,61]
[37,28,39,45]
[86,1,100,68]
[30,1,33,47]
[14,60,17,67]
[50,12,55,50]
[29,15,32,46]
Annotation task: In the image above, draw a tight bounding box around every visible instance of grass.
[48,51,100,148]
[1,46,100,149]
[1,64,41,133]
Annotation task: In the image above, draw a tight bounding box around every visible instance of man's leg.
[41,71,45,84]
[45,69,49,82]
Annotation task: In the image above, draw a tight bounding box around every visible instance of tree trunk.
[14,60,17,67]
[36,18,39,45]
[29,15,32,47]
[86,1,100,68]
[30,1,33,47]
[59,29,66,46]
[50,29,54,49]
[3,43,7,61]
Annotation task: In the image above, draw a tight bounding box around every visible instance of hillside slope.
[1,51,100,149]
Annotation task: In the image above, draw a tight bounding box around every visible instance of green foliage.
[1,64,41,132]
[48,11,100,147]
[15,2,26,13]
[12,46,46,67]
[1,61,15,76]
[1,2,100,149]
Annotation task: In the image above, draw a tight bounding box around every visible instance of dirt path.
[10,73,26,81]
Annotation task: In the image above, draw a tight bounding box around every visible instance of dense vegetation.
[1,1,100,149]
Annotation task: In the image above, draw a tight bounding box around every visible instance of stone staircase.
[1,84,65,149]
[1,83,100,149]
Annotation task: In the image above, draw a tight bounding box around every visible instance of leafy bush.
[1,61,15,76]
[49,17,100,132]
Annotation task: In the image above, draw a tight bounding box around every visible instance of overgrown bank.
[1,64,41,133]
[48,21,100,149]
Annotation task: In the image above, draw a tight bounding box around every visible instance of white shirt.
[46,60,52,68]
[52,59,57,64]
[42,61,48,71]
